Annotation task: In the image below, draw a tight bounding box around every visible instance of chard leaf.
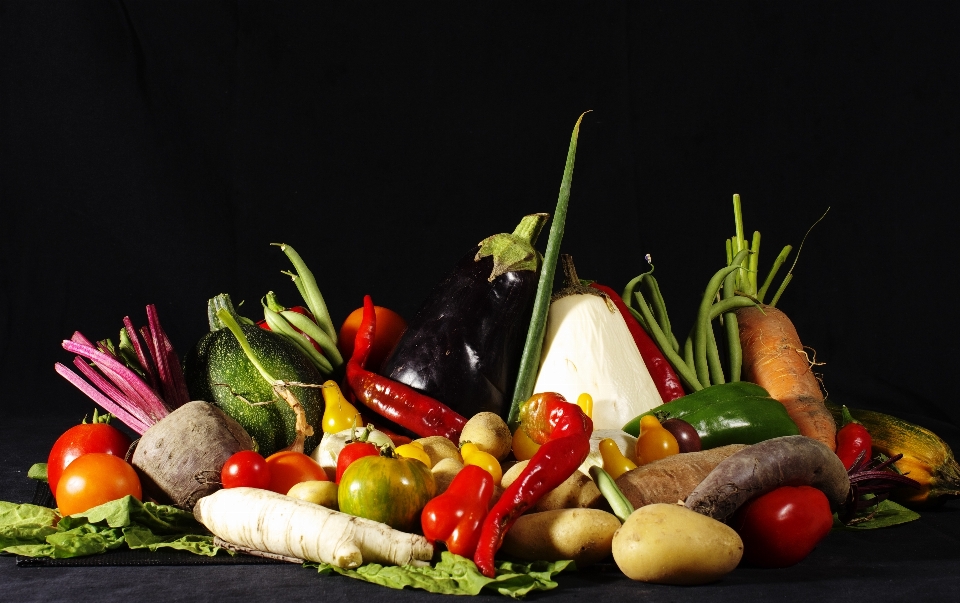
[833,499,921,530]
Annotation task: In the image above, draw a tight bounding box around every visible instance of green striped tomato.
[338,455,436,531]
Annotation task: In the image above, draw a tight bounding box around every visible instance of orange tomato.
[337,305,407,371]
[264,450,327,494]
[55,453,142,516]
[635,415,680,465]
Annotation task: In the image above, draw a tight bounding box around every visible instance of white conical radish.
[532,256,662,431]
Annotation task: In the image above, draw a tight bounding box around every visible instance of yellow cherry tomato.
[461,442,503,486]
[394,442,432,468]
[321,380,363,434]
[635,415,679,465]
[511,426,541,461]
[599,438,638,479]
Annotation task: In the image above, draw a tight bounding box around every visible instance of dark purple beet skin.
[378,247,538,420]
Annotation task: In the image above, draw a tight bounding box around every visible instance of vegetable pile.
[5,115,960,597]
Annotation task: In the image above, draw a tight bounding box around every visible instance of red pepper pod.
[836,405,872,470]
[473,393,592,577]
[421,465,495,558]
[589,283,685,402]
[345,296,467,443]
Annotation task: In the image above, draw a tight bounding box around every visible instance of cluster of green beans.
[259,244,344,381]
[621,251,756,392]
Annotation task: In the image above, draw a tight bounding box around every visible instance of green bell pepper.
[622,381,800,449]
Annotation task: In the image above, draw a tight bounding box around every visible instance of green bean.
[273,244,338,342]
[627,306,649,331]
[683,332,696,385]
[693,250,749,388]
[757,244,792,304]
[642,275,679,353]
[706,321,725,385]
[632,289,703,392]
[722,254,744,382]
[281,310,343,369]
[709,295,758,320]
[264,306,334,377]
[621,273,645,314]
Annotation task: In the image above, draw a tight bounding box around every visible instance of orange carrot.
[736,305,836,451]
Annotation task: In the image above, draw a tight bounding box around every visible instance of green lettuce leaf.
[308,551,573,598]
[0,501,59,549]
[1,496,222,558]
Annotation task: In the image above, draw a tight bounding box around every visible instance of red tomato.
[264,451,327,494]
[221,450,271,489]
[55,453,142,517]
[337,305,407,371]
[731,485,834,568]
[47,420,133,495]
[336,441,381,484]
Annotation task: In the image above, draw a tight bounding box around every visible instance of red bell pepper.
[421,465,494,558]
[473,392,592,577]
[345,296,468,443]
[590,283,685,402]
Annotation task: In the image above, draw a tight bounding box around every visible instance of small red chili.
[836,405,872,470]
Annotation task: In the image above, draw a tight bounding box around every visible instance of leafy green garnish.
[308,551,573,598]
[1,496,222,558]
[833,498,921,530]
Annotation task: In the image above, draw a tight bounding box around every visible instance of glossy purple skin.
[661,418,702,453]
[378,247,537,420]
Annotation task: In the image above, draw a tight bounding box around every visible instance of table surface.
[3,413,959,603]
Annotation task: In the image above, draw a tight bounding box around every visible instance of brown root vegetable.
[131,401,254,510]
[684,435,849,521]
[615,444,749,509]
[737,305,836,451]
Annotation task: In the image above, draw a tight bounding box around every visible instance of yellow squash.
[827,401,960,508]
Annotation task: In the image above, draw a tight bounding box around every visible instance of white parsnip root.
[194,488,433,568]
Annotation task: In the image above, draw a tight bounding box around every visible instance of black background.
[2,2,959,601]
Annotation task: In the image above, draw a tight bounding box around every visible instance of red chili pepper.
[420,464,494,558]
[589,283,685,402]
[345,295,467,443]
[836,405,872,470]
[472,392,593,577]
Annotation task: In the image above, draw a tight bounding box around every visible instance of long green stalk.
[507,112,588,428]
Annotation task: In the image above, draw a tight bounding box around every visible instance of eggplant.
[379,214,548,420]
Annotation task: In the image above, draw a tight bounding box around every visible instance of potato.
[414,436,462,467]
[501,460,602,512]
[612,503,743,584]
[286,480,338,510]
[460,412,512,461]
[501,508,620,567]
[430,457,464,495]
